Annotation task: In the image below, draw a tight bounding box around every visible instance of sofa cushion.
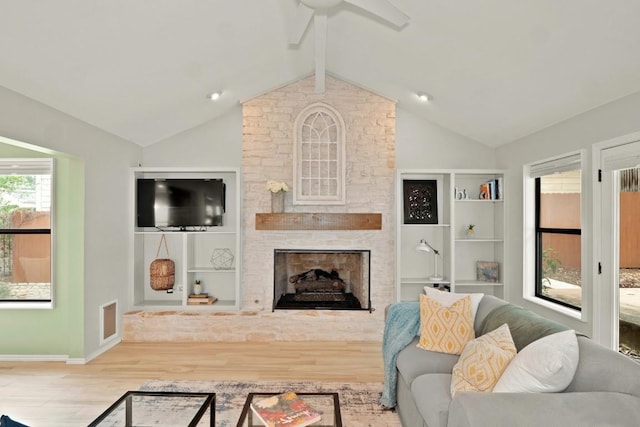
[449,391,640,427]
[493,329,579,393]
[0,416,29,427]
[423,286,484,321]
[479,302,568,351]
[397,337,460,387]
[565,336,640,396]
[451,323,516,397]
[473,295,509,336]
[411,374,453,427]
[417,294,474,355]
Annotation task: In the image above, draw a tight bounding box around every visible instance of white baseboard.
[0,336,122,364]
[83,337,121,364]
[0,354,69,362]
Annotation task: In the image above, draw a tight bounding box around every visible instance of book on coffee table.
[250,391,322,427]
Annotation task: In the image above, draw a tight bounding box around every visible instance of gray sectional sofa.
[382,295,640,427]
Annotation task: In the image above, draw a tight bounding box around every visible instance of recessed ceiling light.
[208,91,222,101]
[417,92,433,102]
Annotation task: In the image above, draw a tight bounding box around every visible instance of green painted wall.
[0,140,84,357]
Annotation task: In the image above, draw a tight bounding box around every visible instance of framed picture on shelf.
[403,180,438,224]
[477,261,499,282]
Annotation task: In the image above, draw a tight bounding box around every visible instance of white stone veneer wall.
[123,75,396,342]
[241,75,395,341]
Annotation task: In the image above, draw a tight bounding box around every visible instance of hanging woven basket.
[150,234,175,292]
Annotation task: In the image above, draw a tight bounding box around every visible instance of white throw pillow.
[493,329,579,393]
[423,287,483,321]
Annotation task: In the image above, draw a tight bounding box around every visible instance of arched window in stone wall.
[293,103,346,205]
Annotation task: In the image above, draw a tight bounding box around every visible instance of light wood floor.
[1,341,384,426]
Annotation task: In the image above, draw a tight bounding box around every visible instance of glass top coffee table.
[88,390,215,427]
[236,392,342,427]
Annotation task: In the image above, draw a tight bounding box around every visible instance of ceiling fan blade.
[344,0,409,27]
[288,3,315,45]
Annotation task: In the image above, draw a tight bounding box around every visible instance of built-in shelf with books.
[453,172,504,298]
[129,167,241,310]
[396,169,505,301]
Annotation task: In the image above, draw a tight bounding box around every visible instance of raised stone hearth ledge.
[255,213,382,230]
[122,309,384,342]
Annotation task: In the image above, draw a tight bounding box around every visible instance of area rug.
[140,379,402,426]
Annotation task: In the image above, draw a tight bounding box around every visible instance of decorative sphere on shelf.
[211,248,234,270]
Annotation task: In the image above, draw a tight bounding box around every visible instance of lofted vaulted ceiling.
[2,1,640,148]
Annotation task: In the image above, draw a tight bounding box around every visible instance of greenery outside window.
[0,158,53,303]
[526,152,583,315]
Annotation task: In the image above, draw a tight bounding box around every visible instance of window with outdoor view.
[0,158,53,303]
[535,169,582,310]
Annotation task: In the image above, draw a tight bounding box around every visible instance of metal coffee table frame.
[88,390,215,427]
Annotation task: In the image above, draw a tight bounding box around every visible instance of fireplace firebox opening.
[273,249,371,311]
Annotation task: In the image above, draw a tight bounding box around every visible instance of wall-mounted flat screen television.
[136,178,226,228]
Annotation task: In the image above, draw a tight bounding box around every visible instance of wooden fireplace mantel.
[255,213,382,230]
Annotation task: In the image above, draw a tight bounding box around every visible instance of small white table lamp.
[416,239,444,281]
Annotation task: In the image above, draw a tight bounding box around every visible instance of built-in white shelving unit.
[129,167,241,310]
[396,169,505,301]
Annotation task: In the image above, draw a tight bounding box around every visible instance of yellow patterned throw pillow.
[450,323,517,397]
[417,294,474,355]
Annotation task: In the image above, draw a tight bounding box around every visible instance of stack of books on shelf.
[479,177,503,200]
[187,293,217,305]
[250,391,322,427]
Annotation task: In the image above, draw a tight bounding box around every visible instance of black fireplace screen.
[272,249,371,311]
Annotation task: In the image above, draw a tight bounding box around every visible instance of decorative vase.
[466,229,475,239]
[271,191,285,213]
[194,283,201,295]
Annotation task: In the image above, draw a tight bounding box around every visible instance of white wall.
[0,85,141,360]
[82,137,141,358]
[396,107,496,169]
[495,90,640,338]
[142,106,242,167]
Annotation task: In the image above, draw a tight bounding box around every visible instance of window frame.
[293,102,346,205]
[524,151,586,320]
[534,176,582,310]
[0,158,54,308]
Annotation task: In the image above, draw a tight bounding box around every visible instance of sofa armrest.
[448,392,640,427]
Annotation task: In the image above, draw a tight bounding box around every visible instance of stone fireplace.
[238,74,396,340]
[272,249,371,311]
